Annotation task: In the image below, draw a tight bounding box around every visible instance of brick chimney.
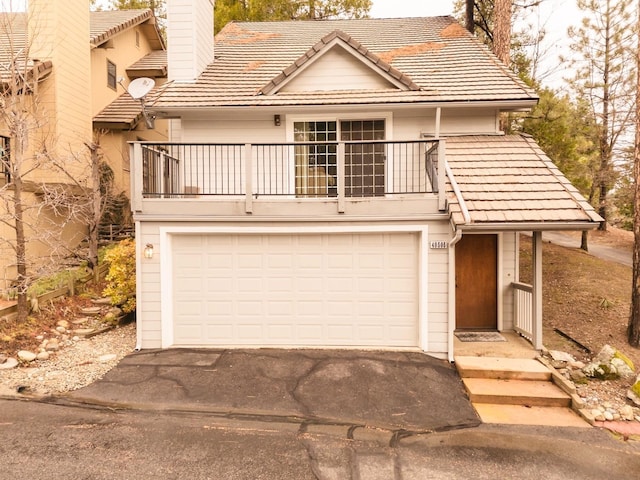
[167,0,214,82]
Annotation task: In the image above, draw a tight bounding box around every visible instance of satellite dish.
[127,77,155,100]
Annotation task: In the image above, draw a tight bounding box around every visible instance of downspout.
[445,162,470,362]
[448,229,462,363]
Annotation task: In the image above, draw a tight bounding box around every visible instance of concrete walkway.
[65,348,481,433]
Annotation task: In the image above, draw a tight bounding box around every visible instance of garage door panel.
[172,232,419,347]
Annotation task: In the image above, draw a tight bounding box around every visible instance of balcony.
[130,140,446,218]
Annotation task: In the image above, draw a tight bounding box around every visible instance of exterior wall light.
[274,114,281,126]
[144,243,154,259]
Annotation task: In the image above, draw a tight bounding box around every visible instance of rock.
[92,297,112,305]
[17,350,36,362]
[109,306,123,317]
[0,354,6,364]
[36,351,50,361]
[72,336,80,341]
[0,357,18,369]
[583,345,635,380]
[74,328,95,337]
[81,306,102,316]
[569,369,587,383]
[97,353,117,363]
[45,339,60,352]
[56,320,70,329]
[35,335,44,341]
[604,410,614,421]
[71,317,89,325]
[568,360,586,369]
[620,405,635,421]
[103,312,116,322]
[549,350,576,363]
[56,326,66,334]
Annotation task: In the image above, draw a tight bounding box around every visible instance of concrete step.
[462,378,572,407]
[455,356,551,381]
[473,403,590,427]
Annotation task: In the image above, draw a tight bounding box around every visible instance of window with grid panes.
[293,121,338,197]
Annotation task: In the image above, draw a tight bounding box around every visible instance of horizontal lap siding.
[426,222,451,357]
[138,224,162,348]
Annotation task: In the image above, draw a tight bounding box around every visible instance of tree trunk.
[628,0,640,347]
[89,141,100,270]
[580,230,589,252]
[465,0,474,33]
[493,0,512,66]
[12,160,29,323]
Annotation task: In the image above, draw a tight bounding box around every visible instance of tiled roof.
[154,17,537,109]
[0,13,52,86]
[93,93,144,130]
[90,9,161,48]
[1,10,164,86]
[445,135,602,229]
[126,50,167,78]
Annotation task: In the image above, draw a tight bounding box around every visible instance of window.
[292,119,386,198]
[107,60,117,90]
[1,135,10,184]
[293,121,338,197]
[341,120,386,197]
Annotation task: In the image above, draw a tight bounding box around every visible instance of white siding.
[426,222,452,357]
[280,47,395,92]
[501,231,518,330]
[167,0,214,81]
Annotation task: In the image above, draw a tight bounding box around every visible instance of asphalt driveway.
[66,348,480,432]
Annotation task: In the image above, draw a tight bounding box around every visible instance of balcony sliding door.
[292,119,386,198]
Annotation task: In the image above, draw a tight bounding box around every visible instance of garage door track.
[67,349,479,432]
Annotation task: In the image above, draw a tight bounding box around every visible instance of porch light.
[274,114,281,126]
[144,243,154,259]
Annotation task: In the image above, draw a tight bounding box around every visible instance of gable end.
[259,29,421,96]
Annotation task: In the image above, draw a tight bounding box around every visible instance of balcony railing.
[135,140,441,200]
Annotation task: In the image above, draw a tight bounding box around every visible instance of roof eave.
[150,98,539,115]
[456,221,602,232]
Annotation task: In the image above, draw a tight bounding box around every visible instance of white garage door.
[171,232,419,347]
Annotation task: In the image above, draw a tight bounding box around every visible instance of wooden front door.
[455,234,498,330]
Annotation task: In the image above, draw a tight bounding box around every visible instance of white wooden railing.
[513,281,533,342]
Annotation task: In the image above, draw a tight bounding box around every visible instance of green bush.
[102,238,136,313]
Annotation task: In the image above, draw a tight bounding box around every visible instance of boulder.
[582,344,635,380]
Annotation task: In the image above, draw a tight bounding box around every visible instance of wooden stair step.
[463,378,572,407]
[455,356,551,381]
[473,403,590,427]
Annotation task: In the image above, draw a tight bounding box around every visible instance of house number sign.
[430,241,448,249]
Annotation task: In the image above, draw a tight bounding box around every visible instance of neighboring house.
[130,0,601,360]
[0,0,166,290]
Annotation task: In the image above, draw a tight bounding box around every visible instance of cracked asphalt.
[63,348,480,432]
[2,398,639,479]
